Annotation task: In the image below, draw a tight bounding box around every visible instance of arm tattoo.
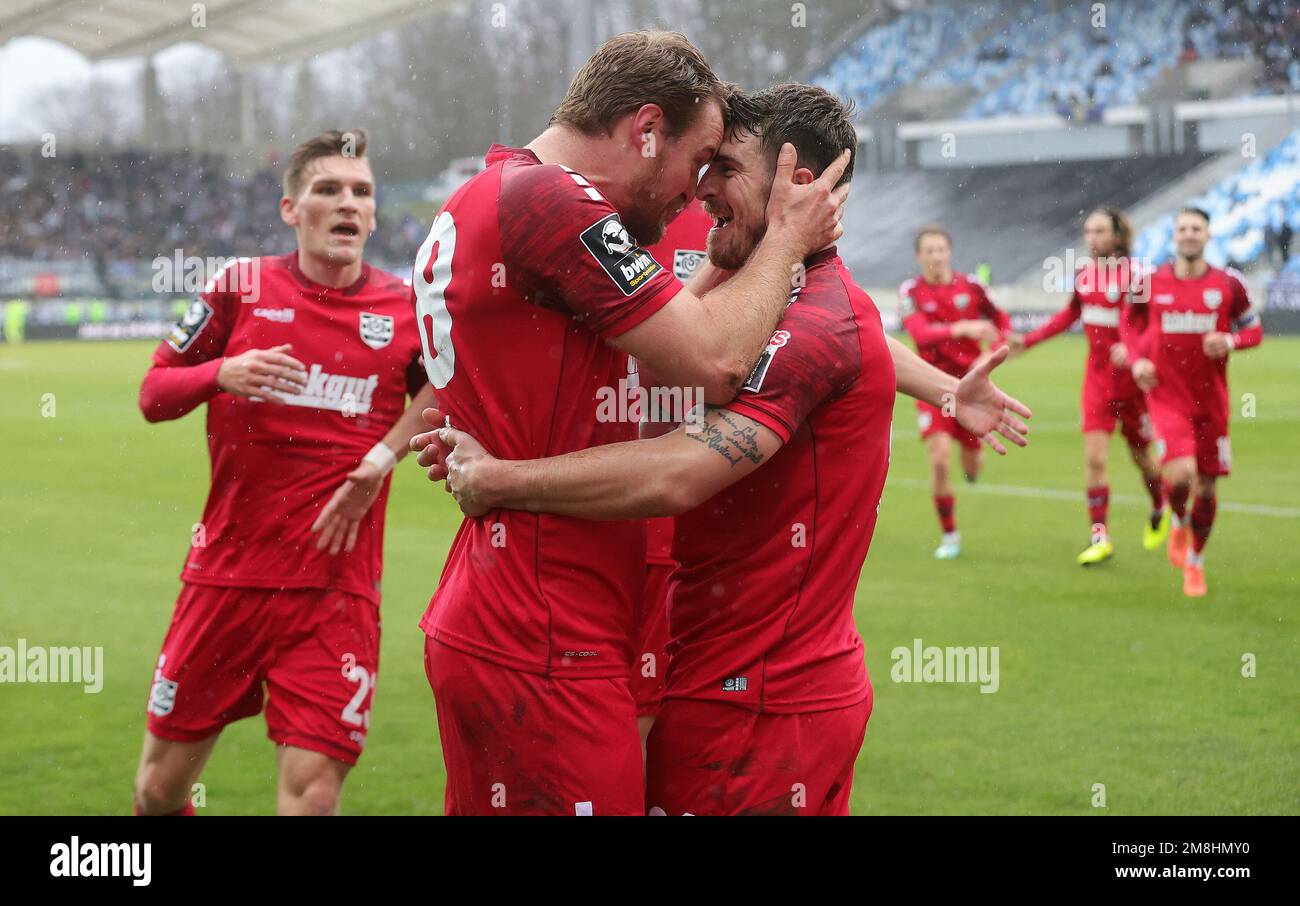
[685,407,766,468]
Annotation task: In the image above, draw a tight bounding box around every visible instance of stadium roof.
[0,0,458,64]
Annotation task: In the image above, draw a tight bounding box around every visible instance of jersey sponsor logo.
[672,248,706,281]
[1154,293,1175,305]
[721,676,749,692]
[1203,288,1222,310]
[1081,304,1121,328]
[579,213,663,296]
[1161,311,1218,334]
[252,307,295,323]
[165,298,213,352]
[1105,286,1121,303]
[741,328,791,394]
[953,292,971,310]
[359,312,394,349]
[283,364,380,414]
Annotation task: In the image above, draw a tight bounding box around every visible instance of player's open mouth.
[711,214,733,231]
[331,223,360,237]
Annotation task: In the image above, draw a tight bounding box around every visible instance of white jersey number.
[414,210,457,389]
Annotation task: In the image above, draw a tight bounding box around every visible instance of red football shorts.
[916,400,981,451]
[645,693,873,816]
[146,583,380,766]
[631,563,674,718]
[1082,379,1152,449]
[1148,397,1231,476]
[424,637,643,816]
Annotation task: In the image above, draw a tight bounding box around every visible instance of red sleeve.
[1024,292,1081,348]
[1227,272,1262,351]
[725,283,860,443]
[140,288,237,422]
[499,163,682,339]
[139,358,224,422]
[976,283,1012,337]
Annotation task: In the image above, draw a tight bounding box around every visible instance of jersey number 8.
[414,210,457,389]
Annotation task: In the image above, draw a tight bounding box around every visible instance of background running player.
[1011,207,1168,565]
[899,226,1013,560]
[1127,207,1262,597]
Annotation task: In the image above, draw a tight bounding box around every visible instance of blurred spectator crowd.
[0,148,426,293]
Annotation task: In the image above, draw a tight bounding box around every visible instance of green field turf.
[1,336,1296,815]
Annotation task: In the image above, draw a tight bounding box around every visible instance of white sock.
[941,531,960,546]
[1186,549,1204,568]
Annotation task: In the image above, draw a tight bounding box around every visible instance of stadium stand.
[962,0,1191,120]
[814,2,1007,113]
[817,0,1299,121]
[0,147,425,296]
[1133,128,1300,271]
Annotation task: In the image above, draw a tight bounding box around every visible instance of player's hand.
[436,426,497,519]
[954,345,1032,455]
[217,344,308,403]
[1131,357,1157,391]
[1203,332,1232,359]
[411,407,453,479]
[1109,341,1128,369]
[1006,332,1027,355]
[952,320,998,345]
[310,459,385,555]
[764,144,851,259]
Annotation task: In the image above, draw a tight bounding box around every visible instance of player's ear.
[629,104,665,157]
[279,195,298,228]
[792,167,815,186]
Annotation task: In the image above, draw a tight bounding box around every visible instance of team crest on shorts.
[1203,288,1222,310]
[359,312,394,349]
[147,676,178,717]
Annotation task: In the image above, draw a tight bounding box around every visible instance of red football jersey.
[1134,264,1259,417]
[899,272,1010,376]
[415,144,683,678]
[642,199,712,566]
[667,248,895,713]
[1025,257,1146,399]
[150,254,423,604]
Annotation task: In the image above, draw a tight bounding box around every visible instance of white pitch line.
[885,477,1300,519]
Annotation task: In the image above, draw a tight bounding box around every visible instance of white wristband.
[1225,334,1235,351]
[362,442,397,476]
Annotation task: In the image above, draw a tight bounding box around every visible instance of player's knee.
[283,775,342,816]
[133,766,189,815]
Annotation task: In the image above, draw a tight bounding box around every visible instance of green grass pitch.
[1,336,1296,815]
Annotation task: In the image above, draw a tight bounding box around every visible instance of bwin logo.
[620,254,655,282]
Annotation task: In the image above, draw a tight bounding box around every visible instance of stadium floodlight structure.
[0,0,460,148]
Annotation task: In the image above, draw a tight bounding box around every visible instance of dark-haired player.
[133,129,434,815]
[899,226,1013,559]
[1128,207,1261,597]
[1011,207,1167,565]
[415,84,1030,815]
[411,32,850,816]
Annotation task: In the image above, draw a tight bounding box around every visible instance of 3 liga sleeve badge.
[165,298,214,352]
[579,213,664,296]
